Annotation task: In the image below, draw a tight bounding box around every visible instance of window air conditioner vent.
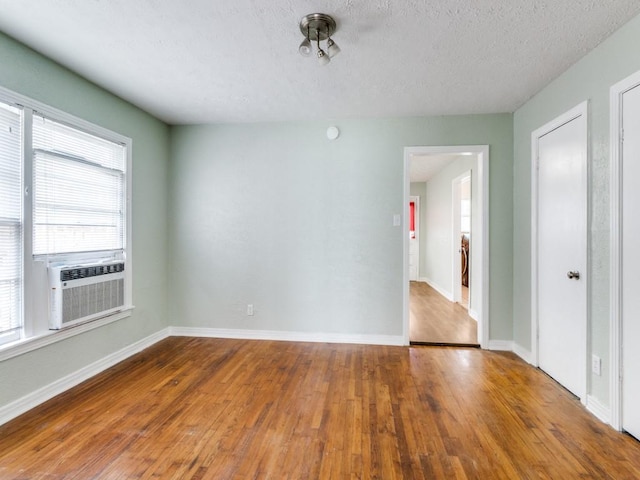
[49,262,126,330]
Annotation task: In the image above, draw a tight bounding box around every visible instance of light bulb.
[299,38,312,56]
[317,48,330,65]
[327,38,341,58]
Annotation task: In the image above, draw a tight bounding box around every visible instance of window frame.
[0,101,23,345]
[0,219,22,345]
[0,85,133,357]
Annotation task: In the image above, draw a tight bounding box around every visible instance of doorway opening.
[402,146,489,348]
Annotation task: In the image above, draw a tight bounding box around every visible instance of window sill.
[0,306,134,362]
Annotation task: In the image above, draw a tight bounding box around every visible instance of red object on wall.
[409,201,415,232]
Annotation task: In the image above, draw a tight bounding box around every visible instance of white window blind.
[32,115,126,256]
[0,101,22,341]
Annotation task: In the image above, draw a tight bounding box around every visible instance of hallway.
[410,281,478,346]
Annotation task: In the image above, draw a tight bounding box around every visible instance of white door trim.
[402,145,489,348]
[530,101,589,403]
[609,69,640,431]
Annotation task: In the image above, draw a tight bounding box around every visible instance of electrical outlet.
[247,304,254,316]
[591,354,601,376]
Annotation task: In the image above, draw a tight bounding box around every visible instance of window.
[0,87,132,350]
[32,115,126,256]
[0,102,22,344]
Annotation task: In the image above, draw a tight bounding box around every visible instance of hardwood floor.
[2,337,640,479]
[410,281,478,345]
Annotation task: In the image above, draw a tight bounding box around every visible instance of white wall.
[424,156,479,312]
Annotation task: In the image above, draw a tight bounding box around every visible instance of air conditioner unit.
[49,262,125,330]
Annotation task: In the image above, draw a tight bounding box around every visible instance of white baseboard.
[423,278,454,302]
[169,327,405,346]
[586,395,611,424]
[512,343,534,364]
[468,308,479,321]
[0,327,170,427]
[487,340,513,351]
[488,340,534,365]
[418,277,429,283]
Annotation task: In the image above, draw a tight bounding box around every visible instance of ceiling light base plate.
[300,13,336,41]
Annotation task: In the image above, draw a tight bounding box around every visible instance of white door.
[622,83,640,440]
[535,106,587,399]
[409,197,419,281]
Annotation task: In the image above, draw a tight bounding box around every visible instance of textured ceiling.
[410,154,468,183]
[0,1,638,124]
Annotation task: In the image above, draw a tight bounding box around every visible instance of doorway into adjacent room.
[403,146,489,347]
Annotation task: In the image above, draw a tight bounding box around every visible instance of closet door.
[534,104,587,400]
[622,82,640,440]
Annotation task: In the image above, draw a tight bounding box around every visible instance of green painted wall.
[513,14,640,406]
[169,115,513,340]
[0,32,170,407]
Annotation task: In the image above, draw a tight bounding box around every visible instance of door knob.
[567,271,580,279]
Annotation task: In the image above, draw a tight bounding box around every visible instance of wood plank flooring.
[2,337,640,479]
[410,281,478,345]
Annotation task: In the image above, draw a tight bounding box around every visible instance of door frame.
[402,145,489,347]
[409,195,420,281]
[530,101,589,404]
[610,70,640,431]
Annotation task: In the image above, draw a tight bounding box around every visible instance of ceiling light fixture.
[299,25,312,56]
[298,13,340,65]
